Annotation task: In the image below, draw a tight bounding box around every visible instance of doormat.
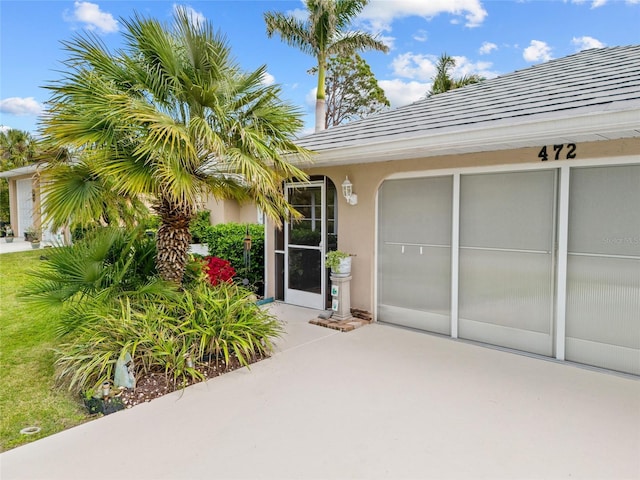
[309,309,372,332]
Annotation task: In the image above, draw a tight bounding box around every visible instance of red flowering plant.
[203,256,236,286]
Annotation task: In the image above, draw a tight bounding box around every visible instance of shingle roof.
[296,45,640,158]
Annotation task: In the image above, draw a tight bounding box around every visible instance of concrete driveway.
[1,303,639,479]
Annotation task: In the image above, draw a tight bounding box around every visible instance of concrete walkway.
[1,303,639,479]
[0,238,38,254]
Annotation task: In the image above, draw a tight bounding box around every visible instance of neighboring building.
[0,163,258,244]
[263,46,640,376]
[0,164,47,241]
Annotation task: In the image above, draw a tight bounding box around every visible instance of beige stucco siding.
[268,137,640,314]
[205,197,258,226]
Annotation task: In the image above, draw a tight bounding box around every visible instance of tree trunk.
[155,197,194,284]
[315,53,327,132]
[315,98,326,132]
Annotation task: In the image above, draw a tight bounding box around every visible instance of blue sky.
[1,0,639,135]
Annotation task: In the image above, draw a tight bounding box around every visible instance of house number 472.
[538,143,577,161]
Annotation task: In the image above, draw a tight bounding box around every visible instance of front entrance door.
[16,178,33,237]
[285,181,326,309]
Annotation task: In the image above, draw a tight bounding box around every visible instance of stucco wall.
[266,137,640,314]
[205,197,257,225]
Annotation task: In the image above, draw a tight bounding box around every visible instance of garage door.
[458,170,556,356]
[378,176,452,334]
[565,165,640,375]
[377,165,638,375]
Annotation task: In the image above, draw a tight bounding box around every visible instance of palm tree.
[265,0,388,132]
[0,129,37,170]
[428,53,485,96]
[41,8,309,284]
[0,129,39,224]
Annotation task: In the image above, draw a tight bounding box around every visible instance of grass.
[0,250,88,451]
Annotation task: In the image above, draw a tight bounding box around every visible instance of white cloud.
[479,41,497,55]
[391,52,439,81]
[379,35,396,50]
[413,29,428,42]
[523,40,553,62]
[306,87,318,108]
[261,72,276,86]
[567,0,608,7]
[390,52,498,82]
[0,97,43,116]
[288,8,309,22]
[359,0,488,32]
[173,4,205,28]
[572,36,605,51]
[0,125,10,134]
[378,79,429,107]
[69,2,118,33]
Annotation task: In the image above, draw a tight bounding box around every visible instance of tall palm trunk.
[155,197,195,284]
[315,53,327,132]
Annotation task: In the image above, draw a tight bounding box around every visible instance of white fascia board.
[0,164,39,178]
[304,109,640,167]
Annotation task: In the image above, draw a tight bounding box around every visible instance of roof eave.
[0,164,40,178]
[300,108,640,168]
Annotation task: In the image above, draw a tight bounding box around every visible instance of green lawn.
[0,250,89,451]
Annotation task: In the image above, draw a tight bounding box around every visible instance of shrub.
[202,223,264,290]
[203,256,236,285]
[54,282,282,394]
[189,210,211,244]
[23,226,178,335]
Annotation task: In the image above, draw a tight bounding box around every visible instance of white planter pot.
[331,256,352,277]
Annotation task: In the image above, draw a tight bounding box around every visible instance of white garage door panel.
[378,304,450,335]
[458,170,556,357]
[378,176,452,335]
[566,165,640,375]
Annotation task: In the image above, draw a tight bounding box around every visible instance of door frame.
[284,180,327,309]
[16,178,34,238]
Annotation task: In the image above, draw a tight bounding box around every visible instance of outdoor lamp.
[342,176,358,205]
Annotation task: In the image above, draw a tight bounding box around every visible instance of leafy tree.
[428,53,485,96]
[324,53,389,128]
[265,0,388,132]
[43,154,149,231]
[0,129,37,170]
[41,8,309,284]
[0,129,39,224]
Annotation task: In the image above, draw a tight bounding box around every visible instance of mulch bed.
[95,354,266,412]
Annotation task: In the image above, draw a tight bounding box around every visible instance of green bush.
[54,282,282,393]
[23,226,178,336]
[202,223,264,290]
[189,210,211,244]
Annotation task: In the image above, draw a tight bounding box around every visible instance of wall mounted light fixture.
[342,176,358,205]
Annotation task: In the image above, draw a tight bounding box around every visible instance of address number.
[538,143,577,161]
